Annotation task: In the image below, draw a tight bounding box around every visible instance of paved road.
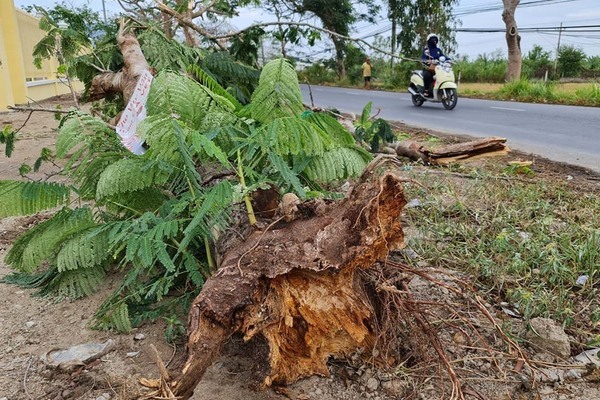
[300,85,600,173]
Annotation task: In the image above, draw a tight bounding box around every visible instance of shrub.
[454,52,507,83]
[558,45,586,77]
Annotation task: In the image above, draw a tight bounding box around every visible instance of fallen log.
[391,137,509,165]
[171,157,408,399]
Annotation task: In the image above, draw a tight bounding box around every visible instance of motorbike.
[408,57,458,110]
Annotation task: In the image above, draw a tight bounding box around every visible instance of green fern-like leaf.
[257,117,332,157]
[302,112,356,146]
[96,158,169,200]
[304,146,372,183]
[6,207,96,273]
[95,302,133,333]
[189,131,230,168]
[139,28,203,72]
[56,228,110,272]
[268,153,306,197]
[56,112,125,199]
[203,52,260,85]
[248,58,304,124]
[0,181,70,217]
[105,187,168,214]
[188,64,243,111]
[146,72,234,129]
[38,265,106,300]
[56,112,121,158]
[179,180,233,250]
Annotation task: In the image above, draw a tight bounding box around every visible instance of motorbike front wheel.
[441,88,458,110]
[411,94,425,107]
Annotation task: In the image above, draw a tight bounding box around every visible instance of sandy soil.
[1,96,599,400]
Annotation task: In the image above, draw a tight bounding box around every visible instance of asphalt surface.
[300,84,600,173]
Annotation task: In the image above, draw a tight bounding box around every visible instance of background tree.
[502,0,521,81]
[557,45,586,78]
[394,0,459,58]
[28,3,115,106]
[267,0,379,79]
[522,45,552,78]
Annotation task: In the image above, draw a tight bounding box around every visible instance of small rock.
[366,377,380,391]
[134,333,146,341]
[44,340,114,369]
[574,348,600,366]
[381,379,406,396]
[314,388,323,396]
[1,397,9,400]
[96,393,111,400]
[16,290,25,294]
[575,275,588,286]
[527,318,571,359]
[406,198,422,208]
[539,368,562,383]
[126,351,140,358]
[564,369,582,380]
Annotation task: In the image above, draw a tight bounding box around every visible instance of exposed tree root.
[170,157,408,399]
[363,259,538,400]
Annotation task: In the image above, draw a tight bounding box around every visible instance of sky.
[12,0,600,60]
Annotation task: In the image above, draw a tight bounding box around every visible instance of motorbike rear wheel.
[411,94,425,107]
[441,88,458,110]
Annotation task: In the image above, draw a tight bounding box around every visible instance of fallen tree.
[88,19,153,106]
[171,157,408,398]
[2,21,541,400]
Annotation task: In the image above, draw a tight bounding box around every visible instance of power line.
[453,0,584,16]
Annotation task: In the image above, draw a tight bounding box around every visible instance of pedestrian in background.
[362,57,372,90]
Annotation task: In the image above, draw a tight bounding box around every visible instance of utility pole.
[553,22,563,76]
[102,0,107,23]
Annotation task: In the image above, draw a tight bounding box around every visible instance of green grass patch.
[402,167,599,335]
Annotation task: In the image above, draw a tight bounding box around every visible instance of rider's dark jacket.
[421,46,447,64]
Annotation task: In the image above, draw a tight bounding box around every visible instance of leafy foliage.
[393,0,459,57]
[0,181,70,218]
[1,125,16,157]
[354,101,395,152]
[2,58,370,333]
[248,58,305,123]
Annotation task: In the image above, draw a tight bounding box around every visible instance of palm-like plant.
[0,58,371,332]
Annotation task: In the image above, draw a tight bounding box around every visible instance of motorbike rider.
[421,33,448,97]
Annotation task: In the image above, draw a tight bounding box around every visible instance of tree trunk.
[89,21,153,106]
[161,11,174,40]
[502,0,522,81]
[332,36,346,79]
[171,158,407,399]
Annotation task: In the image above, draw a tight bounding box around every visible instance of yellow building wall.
[0,1,83,111]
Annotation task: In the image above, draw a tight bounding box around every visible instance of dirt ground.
[1,96,599,400]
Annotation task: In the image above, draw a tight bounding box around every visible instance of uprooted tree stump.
[170,157,408,399]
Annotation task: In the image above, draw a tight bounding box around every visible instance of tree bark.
[332,36,347,79]
[502,0,522,81]
[89,20,152,106]
[171,158,408,399]
[392,137,509,164]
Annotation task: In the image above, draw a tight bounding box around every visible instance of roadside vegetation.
[298,44,600,107]
[398,157,599,345]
